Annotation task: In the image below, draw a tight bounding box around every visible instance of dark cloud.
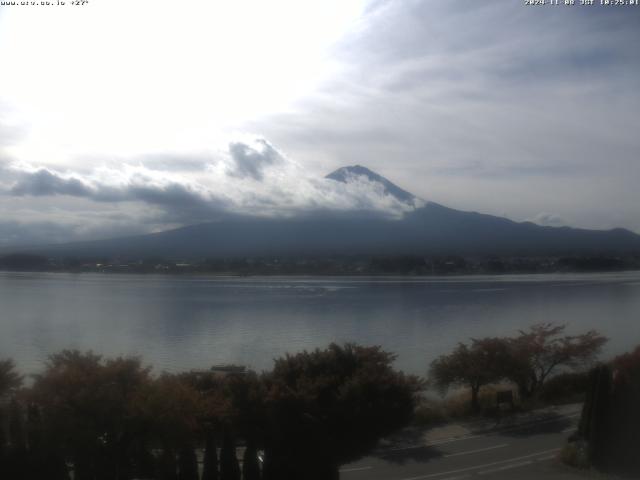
[0,220,81,247]
[228,138,284,180]
[346,1,640,78]
[1,2,639,242]
[431,160,579,179]
[11,169,92,197]
[0,216,151,248]
[8,167,227,220]
[251,0,640,233]
[1,137,415,243]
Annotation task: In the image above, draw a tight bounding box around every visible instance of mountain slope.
[326,165,417,205]
[25,203,640,260]
[10,167,640,259]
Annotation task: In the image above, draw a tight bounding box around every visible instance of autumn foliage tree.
[132,373,201,449]
[605,345,640,474]
[29,351,153,480]
[263,343,422,480]
[429,337,512,412]
[573,345,640,475]
[506,323,607,399]
[0,359,24,478]
[430,324,608,411]
[0,343,423,479]
[0,359,22,397]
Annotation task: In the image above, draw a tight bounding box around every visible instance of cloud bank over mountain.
[0,137,416,245]
[250,1,640,234]
[0,1,638,246]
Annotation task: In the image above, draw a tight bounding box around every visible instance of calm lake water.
[1,271,639,376]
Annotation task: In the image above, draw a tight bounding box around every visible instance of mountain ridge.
[4,166,640,259]
[326,165,418,205]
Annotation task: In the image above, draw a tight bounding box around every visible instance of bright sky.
[0,0,366,161]
[0,0,639,245]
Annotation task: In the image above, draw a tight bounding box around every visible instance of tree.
[429,337,511,412]
[158,448,178,480]
[574,345,640,475]
[23,402,70,480]
[131,373,201,452]
[4,398,29,480]
[201,430,219,480]
[220,371,266,445]
[219,428,241,480]
[264,343,421,479]
[506,323,607,399]
[29,350,152,479]
[178,444,199,480]
[0,359,22,397]
[0,412,7,479]
[603,345,640,473]
[242,440,261,480]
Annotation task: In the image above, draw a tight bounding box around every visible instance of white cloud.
[250,1,640,233]
[0,137,416,244]
[529,212,567,228]
[1,0,639,243]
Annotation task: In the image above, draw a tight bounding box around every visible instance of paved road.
[340,408,592,480]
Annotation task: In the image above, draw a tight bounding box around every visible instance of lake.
[1,271,639,376]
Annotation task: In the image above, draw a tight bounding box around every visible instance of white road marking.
[478,460,533,475]
[536,454,557,461]
[398,447,561,480]
[340,466,372,473]
[424,433,484,447]
[443,444,508,458]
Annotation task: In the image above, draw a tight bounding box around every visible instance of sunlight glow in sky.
[0,0,366,163]
[0,1,639,245]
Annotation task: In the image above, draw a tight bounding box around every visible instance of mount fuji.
[12,165,640,259]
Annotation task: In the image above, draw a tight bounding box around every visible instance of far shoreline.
[2,268,640,279]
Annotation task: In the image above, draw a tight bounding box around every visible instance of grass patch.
[538,372,589,405]
[413,399,448,426]
[414,376,589,427]
[413,384,524,425]
[560,441,590,470]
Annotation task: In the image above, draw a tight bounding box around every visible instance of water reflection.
[1,271,639,375]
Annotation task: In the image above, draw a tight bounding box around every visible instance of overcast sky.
[0,0,638,245]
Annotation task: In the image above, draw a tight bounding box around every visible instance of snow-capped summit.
[326,165,418,206]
